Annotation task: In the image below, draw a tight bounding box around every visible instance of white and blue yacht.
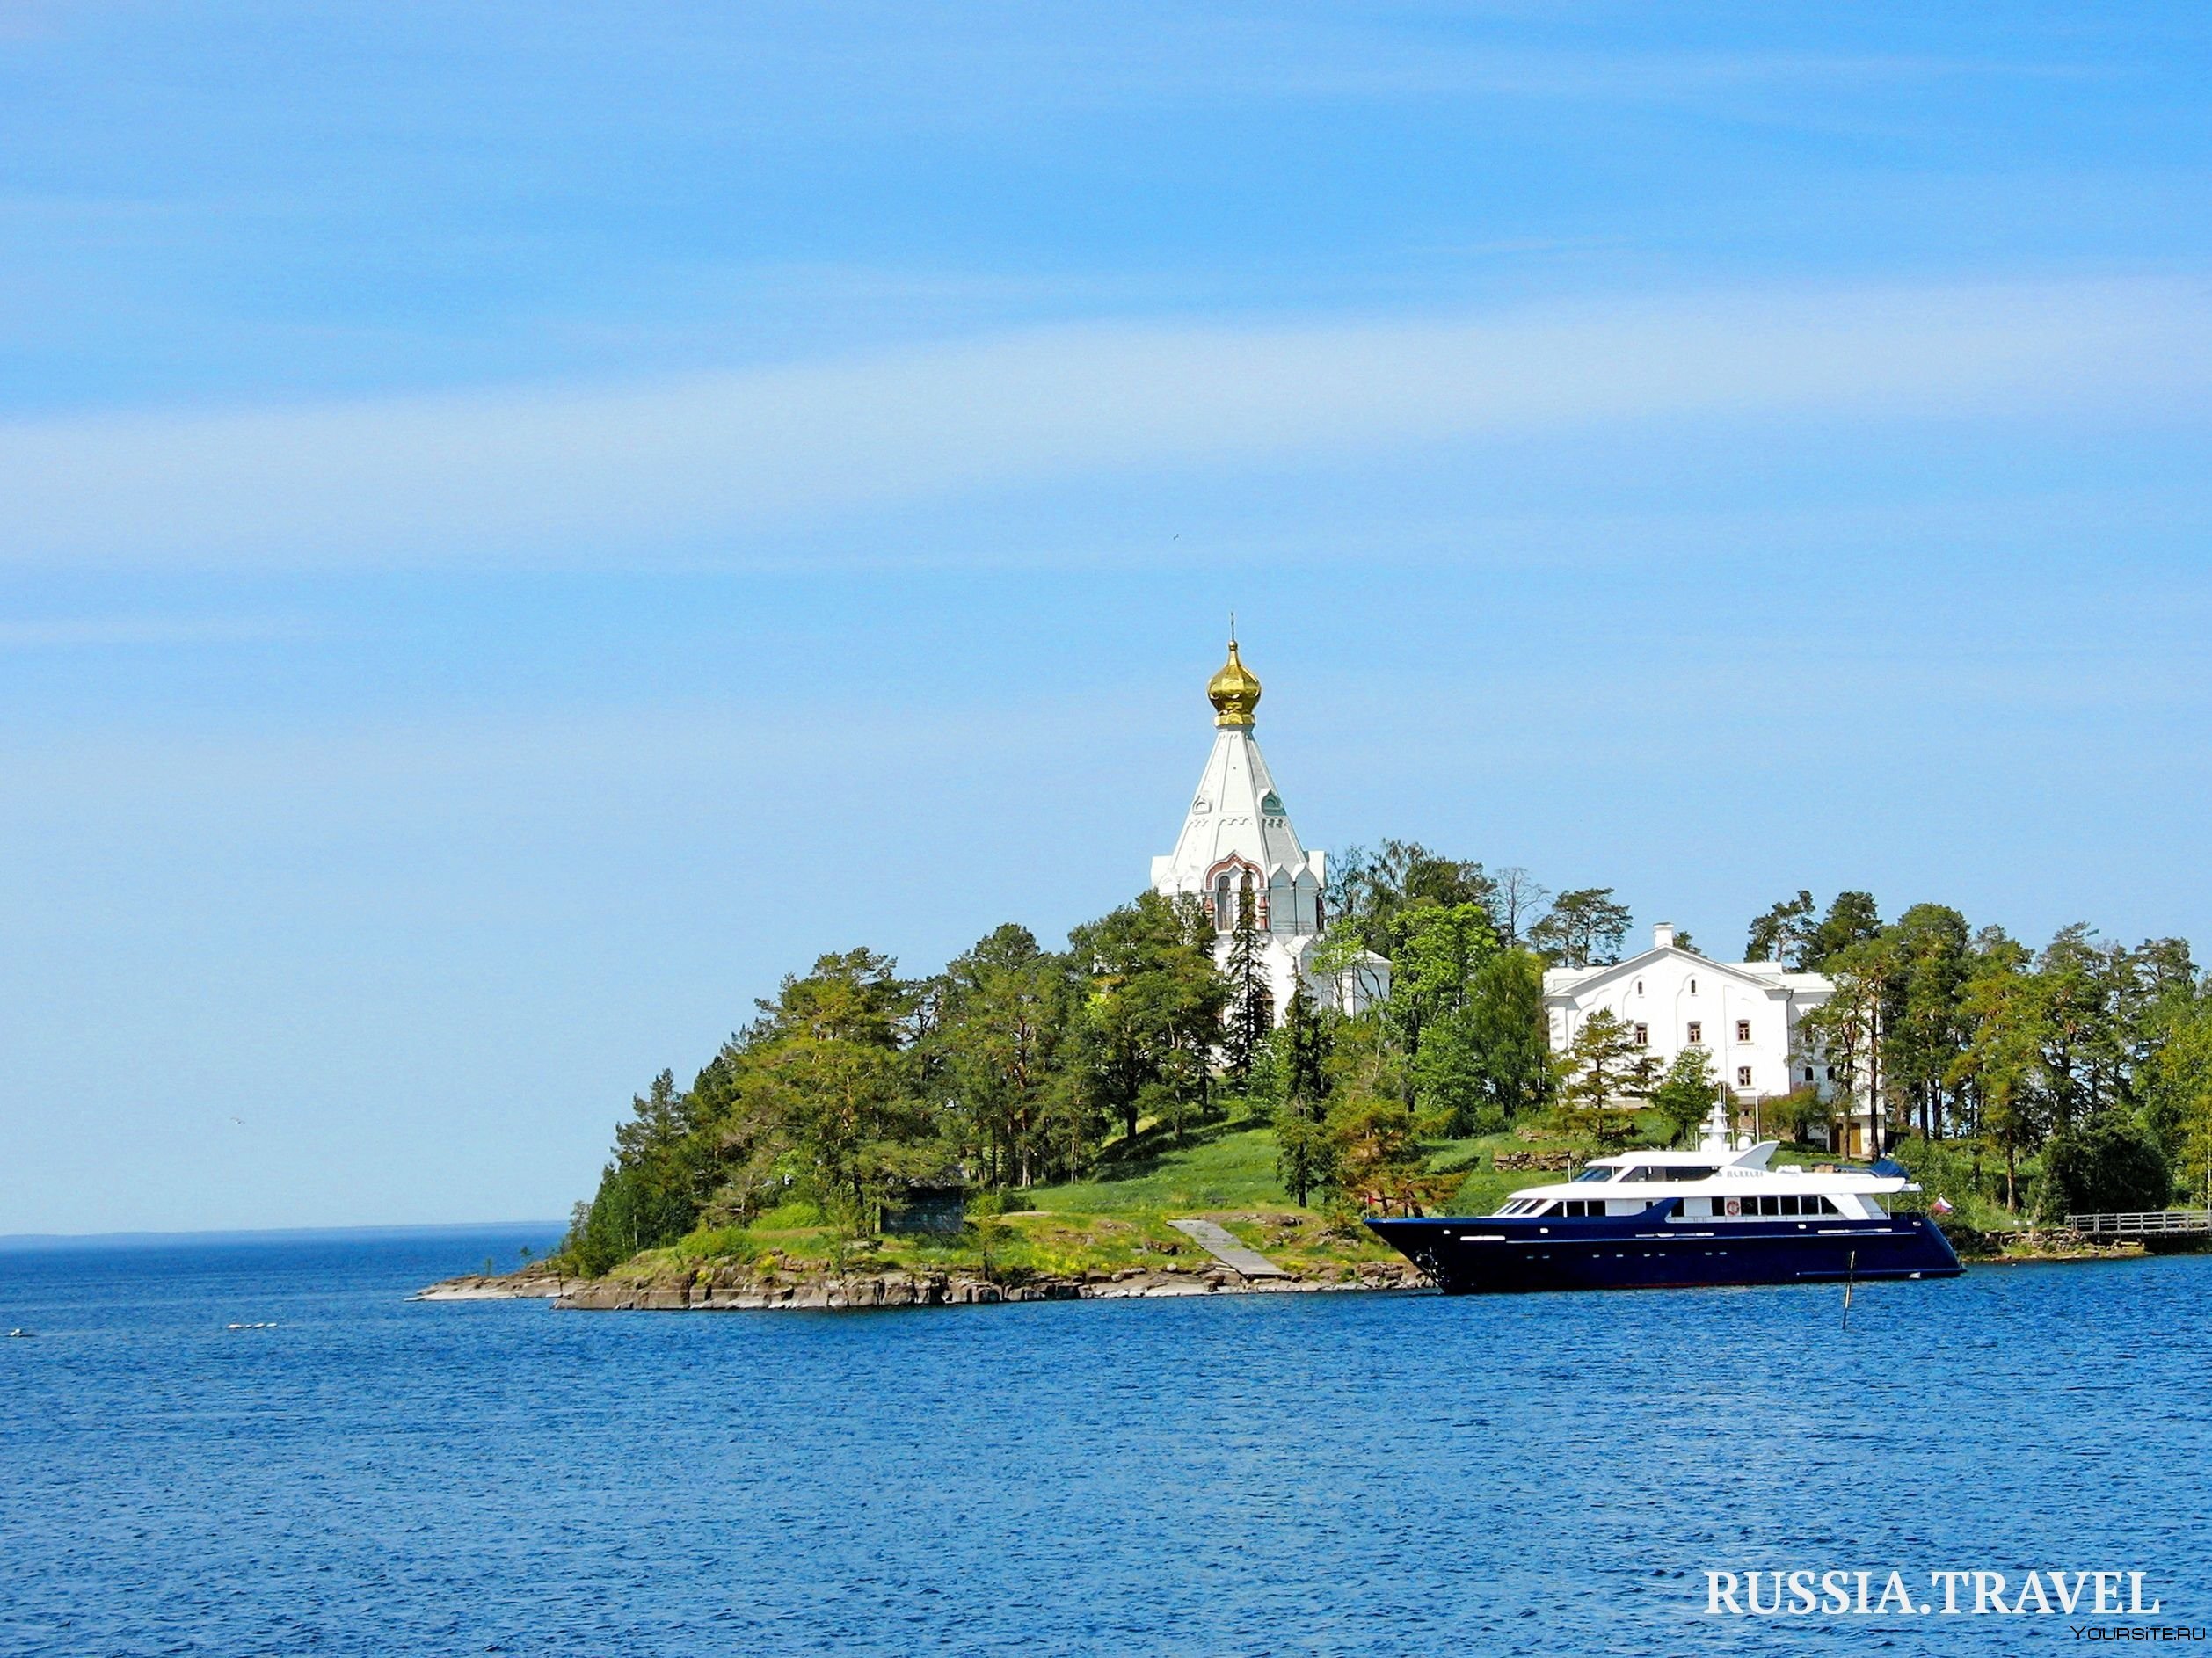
[1366,1103,1961,1294]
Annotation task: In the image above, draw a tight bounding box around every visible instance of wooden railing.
[2067,1210,2212,1240]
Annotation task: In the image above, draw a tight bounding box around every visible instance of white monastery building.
[1151,639,1389,1017]
[1545,924,1878,1155]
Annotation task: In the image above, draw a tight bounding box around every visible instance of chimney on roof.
[1653,922,1677,950]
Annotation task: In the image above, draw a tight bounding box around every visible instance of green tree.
[564,1069,712,1273]
[1809,891,1883,970]
[1462,948,1553,1124]
[2141,993,2212,1213]
[2034,924,2121,1136]
[1949,934,2046,1211]
[1745,890,1817,968]
[1650,1045,1721,1146]
[1326,840,1496,954]
[1409,1007,1488,1136]
[2043,1116,2172,1222]
[931,923,1073,1190]
[1272,985,1337,1205]
[1530,888,1633,968]
[1067,891,1226,1148]
[1765,1086,1827,1145]
[1883,904,1971,1139]
[1556,1007,1644,1144]
[1386,901,1500,1062]
[1221,878,1273,1087]
[742,949,933,1234]
[1798,935,1893,1153]
[1327,1091,1423,1206]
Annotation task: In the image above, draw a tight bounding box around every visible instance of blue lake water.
[3,1228,2208,1657]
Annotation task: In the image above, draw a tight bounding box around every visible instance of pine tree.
[1274,985,1335,1204]
[1221,877,1272,1086]
[1558,1009,1645,1147]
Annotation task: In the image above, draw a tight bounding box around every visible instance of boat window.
[1721,1193,1844,1218]
[1570,1166,1616,1182]
[1614,1164,1715,1183]
[1557,1199,1604,1218]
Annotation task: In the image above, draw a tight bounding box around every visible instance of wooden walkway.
[1169,1218,1290,1279]
[2068,1209,2212,1241]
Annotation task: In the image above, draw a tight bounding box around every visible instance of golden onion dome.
[1207,640,1262,727]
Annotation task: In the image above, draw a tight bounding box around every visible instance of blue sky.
[4,3,2209,1233]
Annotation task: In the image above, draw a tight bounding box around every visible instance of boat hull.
[1365,1213,1962,1294]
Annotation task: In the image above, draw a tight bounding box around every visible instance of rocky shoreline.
[413,1226,2165,1312]
[417,1257,1430,1311]
[1938,1224,2155,1264]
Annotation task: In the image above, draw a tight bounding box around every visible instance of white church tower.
[1150,636,1388,1017]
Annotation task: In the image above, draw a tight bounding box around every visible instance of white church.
[1149,638,1390,1017]
[1149,638,1878,1155]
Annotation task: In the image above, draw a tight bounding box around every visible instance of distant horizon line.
[0,1218,567,1252]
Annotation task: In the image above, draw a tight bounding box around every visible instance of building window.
[1633,1023,1649,1046]
[1634,980,1643,995]
[1686,1021,1702,1043]
[1212,874,1233,932]
[1736,1066,1753,1088]
[1735,1020,1751,1043]
[1824,1066,1835,1081]
[1689,978,1698,994]
[1804,1066,1815,1083]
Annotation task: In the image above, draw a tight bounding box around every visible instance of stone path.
[1168,1218,1290,1279]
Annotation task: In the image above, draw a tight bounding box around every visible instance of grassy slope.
[609,1115,2008,1284]
[623,1117,1479,1283]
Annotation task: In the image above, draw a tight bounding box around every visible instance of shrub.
[2041,1116,2173,1222]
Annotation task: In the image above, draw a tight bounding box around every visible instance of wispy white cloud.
[1,277,2204,570]
[0,614,311,648]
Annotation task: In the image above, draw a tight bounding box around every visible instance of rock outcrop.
[419,1256,1429,1311]
[412,1262,580,1300]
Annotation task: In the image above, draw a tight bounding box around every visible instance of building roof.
[1153,722,1318,890]
[1543,924,1833,1001]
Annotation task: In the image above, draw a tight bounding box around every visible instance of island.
[424,649,2212,1313]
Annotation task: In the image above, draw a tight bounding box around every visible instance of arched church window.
[1214,874,1234,932]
